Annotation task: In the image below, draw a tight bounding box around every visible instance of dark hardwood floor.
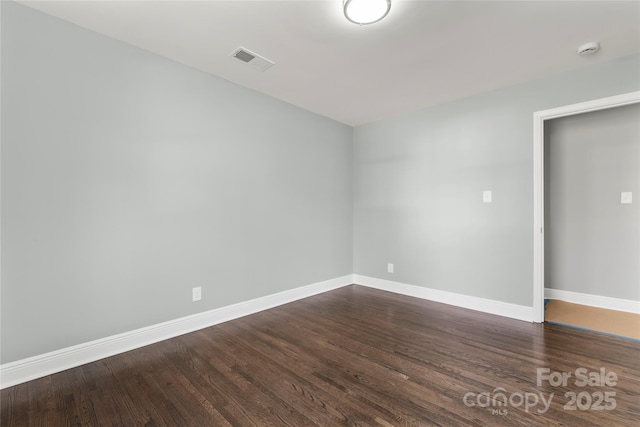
[2,285,639,426]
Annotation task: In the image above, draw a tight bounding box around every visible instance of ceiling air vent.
[230,47,275,72]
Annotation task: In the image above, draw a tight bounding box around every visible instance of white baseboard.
[0,275,353,389]
[545,288,640,314]
[0,274,546,389]
[354,275,534,322]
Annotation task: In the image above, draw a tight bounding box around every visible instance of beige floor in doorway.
[545,300,640,340]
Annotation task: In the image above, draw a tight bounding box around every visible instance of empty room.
[1,1,639,426]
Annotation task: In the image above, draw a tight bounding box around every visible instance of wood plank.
[545,299,640,340]
[2,285,639,426]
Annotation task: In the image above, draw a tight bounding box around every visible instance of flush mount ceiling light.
[577,42,600,57]
[344,0,391,25]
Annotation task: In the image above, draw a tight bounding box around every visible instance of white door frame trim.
[532,91,640,323]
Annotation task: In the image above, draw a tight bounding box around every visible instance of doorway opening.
[532,91,640,323]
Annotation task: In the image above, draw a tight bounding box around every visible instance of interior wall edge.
[353,275,534,323]
[544,288,640,314]
[0,274,354,390]
[0,272,539,389]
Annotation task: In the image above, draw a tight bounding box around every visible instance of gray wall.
[545,104,639,301]
[1,2,353,364]
[353,55,640,307]
[3,1,640,365]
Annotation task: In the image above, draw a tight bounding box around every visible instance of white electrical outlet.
[192,286,202,302]
[387,263,394,273]
[483,190,492,203]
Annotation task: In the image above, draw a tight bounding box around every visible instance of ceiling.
[18,0,640,126]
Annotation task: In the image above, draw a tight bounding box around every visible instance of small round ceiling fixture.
[577,42,600,57]
[344,0,391,25]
